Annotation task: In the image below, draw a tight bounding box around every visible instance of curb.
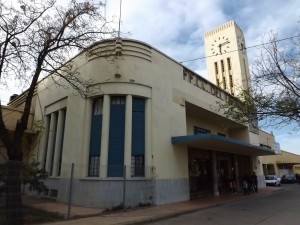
[119,195,249,225]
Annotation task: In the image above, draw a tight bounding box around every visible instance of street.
[148,184,300,225]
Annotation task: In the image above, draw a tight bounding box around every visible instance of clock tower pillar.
[204,21,251,95]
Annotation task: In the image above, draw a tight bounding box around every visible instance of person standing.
[242,174,249,195]
[252,172,258,193]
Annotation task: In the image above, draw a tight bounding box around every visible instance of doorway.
[188,148,212,198]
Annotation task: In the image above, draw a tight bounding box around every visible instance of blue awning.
[171,133,275,156]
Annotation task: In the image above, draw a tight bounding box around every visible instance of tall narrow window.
[243,59,249,90]
[216,78,220,87]
[229,75,234,94]
[221,60,225,73]
[57,108,66,176]
[108,96,126,177]
[227,57,231,71]
[43,115,51,170]
[49,112,58,176]
[88,98,103,177]
[223,76,227,90]
[131,97,145,177]
[214,62,219,74]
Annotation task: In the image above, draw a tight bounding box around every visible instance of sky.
[1,0,300,154]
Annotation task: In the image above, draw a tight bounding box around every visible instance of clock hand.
[220,41,230,46]
[218,44,222,54]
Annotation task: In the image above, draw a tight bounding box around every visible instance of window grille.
[131,155,145,177]
[88,155,100,177]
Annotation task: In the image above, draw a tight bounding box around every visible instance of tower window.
[216,78,220,87]
[223,76,227,89]
[214,62,219,74]
[221,60,225,73]
[227,57,232,71]
[229,75,233,87]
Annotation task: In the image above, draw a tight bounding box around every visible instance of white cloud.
[276,133,300,155]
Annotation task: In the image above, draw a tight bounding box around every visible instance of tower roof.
[205,20,242,38]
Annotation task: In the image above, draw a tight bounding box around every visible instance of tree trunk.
[5,161,23,225]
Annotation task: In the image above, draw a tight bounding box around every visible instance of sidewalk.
[26,187,281,225]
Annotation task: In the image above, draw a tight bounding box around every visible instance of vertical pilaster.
[212,151,219,196]
[83,99,93,177]
[124,95,132,178]
[40,115,50,168]
[100,95,110,178]
[145,98,152,178]
[52,109,65,176]
[45,112,57,174]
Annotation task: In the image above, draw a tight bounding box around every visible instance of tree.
[0,160,48,195]
[0,0,115,224]
[219,32,300,131]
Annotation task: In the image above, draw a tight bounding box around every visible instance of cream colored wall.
[228,127,249,142]
[248,132,260,146]
[294,165,300,174]
[186,114,229,136]
[33,39,261,181]
[259,130,275,148]
[33,40,189,179]
[261,151,300,175]
[35,78,89,177]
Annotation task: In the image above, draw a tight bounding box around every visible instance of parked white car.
[265,175,281,186]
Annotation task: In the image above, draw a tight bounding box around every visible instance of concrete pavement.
[24,187,281,225]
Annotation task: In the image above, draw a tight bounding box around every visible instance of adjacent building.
[261,151,300,176]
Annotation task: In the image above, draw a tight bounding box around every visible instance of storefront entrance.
[218,153,235,193]
[188,148,212,198]
[188,148,252,198]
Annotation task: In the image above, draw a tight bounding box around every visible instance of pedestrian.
[252,172,258,193]
[242,174,249,195]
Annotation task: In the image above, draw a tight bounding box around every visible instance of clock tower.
[204,21,251,95]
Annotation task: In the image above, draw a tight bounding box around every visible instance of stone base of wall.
[38,178,189,208]
[43,178,155,208]
[257,174,266,188]
[154,178,189,205]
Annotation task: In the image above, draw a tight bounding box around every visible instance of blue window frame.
[131,97,145,176]
[194,126,211,134]
[107,96,126,177]
[88,98,103,177]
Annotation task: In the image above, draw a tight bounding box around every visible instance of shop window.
[194,126,211,134]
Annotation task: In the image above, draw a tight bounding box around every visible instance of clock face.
[237,35,246,54]
[211,36,231,55]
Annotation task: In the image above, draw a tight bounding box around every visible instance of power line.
[180,34,300,64]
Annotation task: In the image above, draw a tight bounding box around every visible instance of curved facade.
[30,36,275,208]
